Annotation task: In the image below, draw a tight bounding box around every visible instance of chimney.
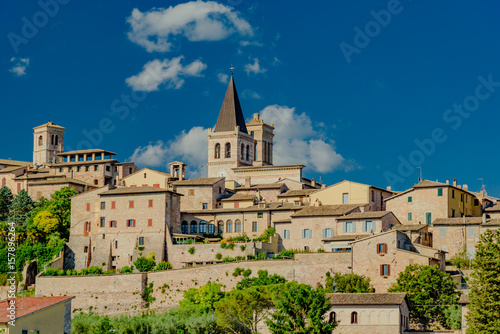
[482,213,486,225]
[311,178,316,188]
[453,178,457,187]
[463,184,468,191]
[245,176,251,187]
[253,113,260,120]
[446,179,449,185]
[386,186,392,191]
[321,184,326,189]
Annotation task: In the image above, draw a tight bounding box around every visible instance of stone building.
[277,188,320,205]
[485,202,500,219]
[66,185,182,271]
[393,224,432,247]
[171,177,225,211]
[327,293,411,334]
[385,179,482,225]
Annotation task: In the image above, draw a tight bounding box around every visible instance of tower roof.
[214,75,248,133]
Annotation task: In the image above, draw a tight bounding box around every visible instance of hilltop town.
[1,76,499,333]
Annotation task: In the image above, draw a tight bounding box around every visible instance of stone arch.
[215,143,221,159]
[181,221,188,234]
[225,142,231,158]
[190,220,197,234]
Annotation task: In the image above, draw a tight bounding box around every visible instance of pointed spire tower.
[208,74,254,181]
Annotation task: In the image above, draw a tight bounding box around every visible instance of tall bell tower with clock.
[208,74,254,181]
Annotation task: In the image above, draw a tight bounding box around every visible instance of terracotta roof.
[0,159,31,166]
[328,293,407,305]
[237,183,285,190]
[0,166,26,173]
[336,211,392,220]
[393,224,427,232]
[433,217,484,226]
[277,189,319,198]
[33,122,65,130]
[322,234,370,242]
[213,75,248,133]
[15,173,61,180]
[183,202,299,214]
[28,177,92,187]
[172,177,224,186]
[0,296,74,323]
[413,180,448,188]
[58,149,116,156]
[220,194,257,202]
[169,161,187,166]
[273,218,292,224]
[99,186,177,196]
[291,204,360,217]
[233,164,305,171]
[485,202,500,212]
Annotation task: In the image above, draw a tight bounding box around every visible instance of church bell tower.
[33,122,65,166]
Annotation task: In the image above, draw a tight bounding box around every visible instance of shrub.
[44,267,59,276]
[246,254,255,260]
[220,243,227,249]
[254,227,276,242]
[232,267,244,277]
[243,269,252,277]
[120,266,134,274]
[227,243,235,250]
[317,248,325,253]
[222,256,236,263]
[215,253,223,260]
[134,257,156,272]
[155,261,172,271]
[184,238,195,245]
[188,247,196,255]
[228,234,250,242]
[257,252,266,260]
[80,266,103,276]
[240,245,246,252]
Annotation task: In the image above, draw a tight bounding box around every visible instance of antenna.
[417,166,423,182]
[478,178,485,190]
[230,64,235,75]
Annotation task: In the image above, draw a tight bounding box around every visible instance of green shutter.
[438,188,443,196]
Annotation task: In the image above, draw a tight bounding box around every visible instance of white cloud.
[245,58,266,75]
[217,73,229,84]
[272,57,282,66]
[129,126,209,177]
[127,1,253,52]
[9,57,29,76]
[259,105,346,173]
[239,40,262,47]
[241,89,261,99]
[125,56,207,91]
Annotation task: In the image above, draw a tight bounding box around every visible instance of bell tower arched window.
[215,143,221,159]
[241,144,245,159]
[246,145,250,161]
[38,136,43,146]
[225,143,231,158]
[55,135,59,145]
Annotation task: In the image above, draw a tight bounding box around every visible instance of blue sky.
[1,1,500,195]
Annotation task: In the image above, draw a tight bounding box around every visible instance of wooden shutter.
[148,219,152,227]
[153,184,160,188]
[376,244,380,254]
[111,201,115,209]
[149,200,153,207]
[133,219,136,227]
[86,203,90,211]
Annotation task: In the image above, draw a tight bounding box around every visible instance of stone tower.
[33,122,65,166]
[246,113,274,166]
[208,75,254,180]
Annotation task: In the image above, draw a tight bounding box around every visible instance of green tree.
[33,210,59,234]
[266,281,335,334]
[236,270,287,290]
[46,187,77,238]
[134,256,156,272]
[215,286,274,334]
[8,190,34,226]
[388,264,459,329]
[466,229,500,333]
[0,186,13,221]
[325,272,374,293]
[450,247,471,270]
[180,281,226,313]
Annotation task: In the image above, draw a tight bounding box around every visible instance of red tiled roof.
[0,296,74,323]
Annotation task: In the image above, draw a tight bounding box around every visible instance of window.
[408,196,412,202]
[181,221,188,234]
[440,227,446,238]
[252,221,257,232]
[474,199,479,206]
[235,220,241,232]
[138,237,145,246]
[86,203,90,211]
[110,221,117,228]
[60,167,64,173]
[144,173,147,179]
[426,212,432,225]
[381,264,390,276]
[100,202,105,210]
[408,212,412,221]
[451,209,456,217]
[225,143,231,158]
[115,240,118,248]
[351,311,358,324]
[86,166,90,172]
[468,226,475,237]
[84,221,91,232]
[148,219,152,227]
[111,201,116,209]
[343,221,355,233]
[215,143,221,159]
[77,166,81,172]
[329,312,336,323]
[148,199,153,208]
[129,201,134,208]
[190,221,198,233]
[218,221,224,234]
[342,193,349,204]
[188,189,195,196]
[100,217,105,227]
[200,221,207,233]
[323,228,333,238]
[226,220,233,233]
[208,223,215,234]
[241,143,245,159]
[452,189,455,198]
[106,166,111,172]
[38,135,43,146]
[377,243,387,254]
[94,165,99,171]
[94,179,98,185]
[257,212,263,218]
[246,145,250,161]
[468,246,475,259]
[84,246,88,253]
[363,221,376,232]
[302,229,312,238]
[202,203,208,209]
[283,230,290,239]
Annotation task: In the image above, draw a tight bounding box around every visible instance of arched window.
[351,312,358,324]
[268,142,272,163]
[200,220,207,233]
[226,220,233,233]
[181,221,188,234]
[218,220,224,234]
[254,142,257,160]
[263,141,266,162]
[38,136,43,146]
[215,143,221,159]
[190,220,198,234]
[246,145,250,161]
[51,134,54,145]
[235,219,242,233]
[329,312,336,323]
[208,223,215,234]
[55,135,59,145]
[225,143,231,158]
[241,144,245,159]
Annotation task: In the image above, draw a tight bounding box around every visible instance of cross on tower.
[230,64,235,75]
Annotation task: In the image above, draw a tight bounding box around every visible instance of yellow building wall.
[447,188,482,217]
[309,181,369,206]
[123,168,170,188]
[221,200,255,209]
[7,302,66,334]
